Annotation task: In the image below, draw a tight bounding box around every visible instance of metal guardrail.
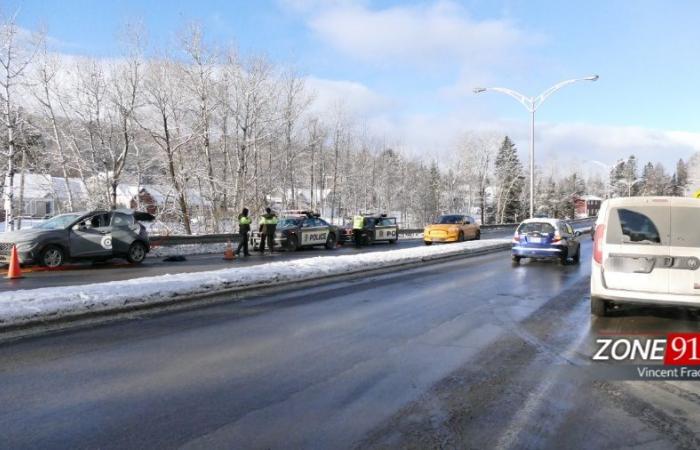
[149,217,596,247]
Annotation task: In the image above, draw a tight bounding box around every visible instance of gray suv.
[0,209,154,268]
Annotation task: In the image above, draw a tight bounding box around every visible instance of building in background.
[7,174,88,218]
[574,195,603,218]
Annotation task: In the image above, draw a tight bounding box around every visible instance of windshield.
[33,214,82,230]
[278,218,302,228]
[436,215,462,224]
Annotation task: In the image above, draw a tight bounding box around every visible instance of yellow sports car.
[424,214,481,245]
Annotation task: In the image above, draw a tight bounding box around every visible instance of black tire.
[362,234,373,246]
[591,296,608,317]
[475,230,481,240]
[424,241,433,246]
[458,232,464,242]
[325,233,337,250]
[559,249,569,265]
[127,241,147,264]
[512,255,521,264]
[389,238,397,244]
[287,235,299,252]
[573,246,581,264]
[40,245,65,268]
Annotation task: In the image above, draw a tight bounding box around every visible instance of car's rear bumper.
[511,245,563,258]
[591,264,700,307]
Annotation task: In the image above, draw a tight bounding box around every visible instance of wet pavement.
[2,239,699,448]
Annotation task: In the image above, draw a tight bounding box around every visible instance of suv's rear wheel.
[127,241,147,264]
[591,296,608,317]
[40,245,65,268]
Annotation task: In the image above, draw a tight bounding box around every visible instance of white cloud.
[352,111,700,173]
[305,76,393,117]
[533,122,700,170]
[306,0,538,68]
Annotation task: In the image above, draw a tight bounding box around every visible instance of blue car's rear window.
[517,222,555,234]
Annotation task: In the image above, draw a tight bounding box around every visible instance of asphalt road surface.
[0,227,515,292]
[5,239,696,449]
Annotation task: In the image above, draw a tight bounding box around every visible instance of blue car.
[511,218,581,265]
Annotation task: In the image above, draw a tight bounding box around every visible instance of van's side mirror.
[574,230,582,237]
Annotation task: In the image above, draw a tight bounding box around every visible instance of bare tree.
[32,30,75,211]
[139,57,195,234]
[0,11,37,230]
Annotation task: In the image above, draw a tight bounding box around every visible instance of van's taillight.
[512,232,520,243]
[552,234,562,243]
[593,224,605,264]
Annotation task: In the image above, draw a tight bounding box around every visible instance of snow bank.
[0,239,510,329]
[147,236,425,258]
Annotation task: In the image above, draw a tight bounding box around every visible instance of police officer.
[352,214,365,248]
[259,207,278,254]
[236,208,252,257]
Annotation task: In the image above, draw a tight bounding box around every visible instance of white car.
[590,196,700,316]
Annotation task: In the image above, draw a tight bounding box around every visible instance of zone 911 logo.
[593,333,700,365]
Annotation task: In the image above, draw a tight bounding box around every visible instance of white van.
[591,196,700,316]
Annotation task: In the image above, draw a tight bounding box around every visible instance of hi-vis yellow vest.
[353,215,364,229]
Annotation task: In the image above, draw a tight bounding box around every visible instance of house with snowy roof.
[8,173,88,217]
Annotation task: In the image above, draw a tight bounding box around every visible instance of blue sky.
[7,0,700,172]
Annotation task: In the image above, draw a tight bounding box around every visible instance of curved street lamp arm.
[475,87,534,111]
[533,75,598,110]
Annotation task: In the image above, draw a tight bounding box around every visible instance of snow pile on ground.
[0,239,510,329]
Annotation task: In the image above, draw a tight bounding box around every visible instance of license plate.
[529,237,542,244]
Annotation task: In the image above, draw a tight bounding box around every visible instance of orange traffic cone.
[6,245,23,279]
[223,241,236,261]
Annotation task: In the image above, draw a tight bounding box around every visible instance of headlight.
[15,241,36,251]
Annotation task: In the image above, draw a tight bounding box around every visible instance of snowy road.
[3,239,700,449]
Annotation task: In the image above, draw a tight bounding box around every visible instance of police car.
[340,214,399,245]
[250,211,339,251]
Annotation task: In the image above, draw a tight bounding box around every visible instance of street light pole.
[474,75,598,218]
[530,109,535,218]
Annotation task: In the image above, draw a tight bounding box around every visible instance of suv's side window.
[81,213,110,230]
[111,212,133,229]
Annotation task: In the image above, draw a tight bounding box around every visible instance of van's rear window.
[607,207,667,245]
[617,208,661,244]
